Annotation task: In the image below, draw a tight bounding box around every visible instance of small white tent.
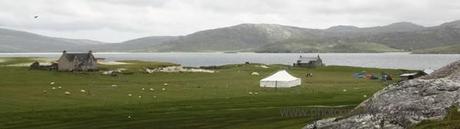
[260,70,301,88]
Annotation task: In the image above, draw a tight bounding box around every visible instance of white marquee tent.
[260,70,301,88]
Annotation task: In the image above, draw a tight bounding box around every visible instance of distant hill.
[0,28,105,52]
[146,20,460,53]
[91,36,178,52]
[255,42,402,53]
[1,20,460,53]
[153,24,321,52]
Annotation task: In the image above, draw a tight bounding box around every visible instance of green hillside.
[256,42,402,53]
[413,44,460,54]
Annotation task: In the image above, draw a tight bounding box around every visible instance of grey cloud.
[96,0,169,7]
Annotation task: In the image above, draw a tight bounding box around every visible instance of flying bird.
[34,16,39,19]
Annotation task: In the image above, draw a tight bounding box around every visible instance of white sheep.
[149,88,154,91]
[162,88,166,91]
[51,87,56,90]
[163,83,168,86]
[128,93,132,97]
[64,91,71,95]
[50,82,55,85]
[80,90,86,93]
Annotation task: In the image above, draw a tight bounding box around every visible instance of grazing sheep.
[363,95,368,98]
[343,89,347,92]
[58,86,62,89]
[50,82,55,85]
[112,84,118,87]
[163,83,168,86]
[102,71,113,75]
[128,93,132,97]
[305,73,313,78]
[51,87,56,90]
[141,88,145,91]
[138,96,142,99]
[80,90,86,93]
[249,92,253,95]
[162,88,166,91]
[64,91,71,95]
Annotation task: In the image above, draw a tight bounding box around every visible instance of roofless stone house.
[56,50,98,71]
[293,55,324,68]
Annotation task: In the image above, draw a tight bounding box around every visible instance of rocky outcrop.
[304,60,460,129]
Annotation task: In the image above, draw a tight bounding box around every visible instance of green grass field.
[0,57,406,129]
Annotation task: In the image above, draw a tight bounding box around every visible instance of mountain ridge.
[0,28,106,52]
[1,20,460,53]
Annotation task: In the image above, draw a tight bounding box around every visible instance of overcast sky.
[1,0,459,42]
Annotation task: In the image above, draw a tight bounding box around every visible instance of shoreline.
[0,53,457,70]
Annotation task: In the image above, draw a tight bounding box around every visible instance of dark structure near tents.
[293,55,324,68]
[400,71,426,80]
[56,50,98,71]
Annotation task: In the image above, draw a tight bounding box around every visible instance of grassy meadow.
[0,57,406,129]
